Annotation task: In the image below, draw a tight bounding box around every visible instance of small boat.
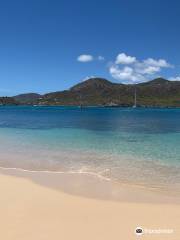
[78,104,83,109]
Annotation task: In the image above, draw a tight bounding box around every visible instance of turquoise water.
[0,106,180,188]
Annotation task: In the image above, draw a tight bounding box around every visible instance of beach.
[0,168,180,240]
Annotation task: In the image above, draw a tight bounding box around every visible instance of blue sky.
[0,0,180,95]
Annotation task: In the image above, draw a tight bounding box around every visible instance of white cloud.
[169,76,180,81]
[143,58,171,68]
[109,65,146,83]
[135,64,160,75]
[109,53,172,83]
[77,54,105,62]
[77,54,93,62]
[98,56,105,61]
[82,76,96,81]
[115,53,136,64]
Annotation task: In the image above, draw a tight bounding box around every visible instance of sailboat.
[133,86,137,108]
[78,93,83,109]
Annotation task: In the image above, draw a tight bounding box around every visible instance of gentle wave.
[0,166,111,182]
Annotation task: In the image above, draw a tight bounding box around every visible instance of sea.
[0,106,180,189]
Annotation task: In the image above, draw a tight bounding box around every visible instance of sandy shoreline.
[0,168,180,240]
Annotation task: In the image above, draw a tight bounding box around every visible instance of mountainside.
[0,77,180,107]
[13,93,42,104]
[70,78,117,91]
[0,97,18,105]
[37,77,180,107]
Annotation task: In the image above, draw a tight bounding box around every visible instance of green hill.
[13,93,42,104]
[37,77,180,107]
[0,77,179,107]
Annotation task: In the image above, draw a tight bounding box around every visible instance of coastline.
[0,168,180,240]
[1,166,180,204]
[1,104,180,108]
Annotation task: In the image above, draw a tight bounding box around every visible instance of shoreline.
[1,105,180,108]
[1,166,180,204]
[0,146,180,196]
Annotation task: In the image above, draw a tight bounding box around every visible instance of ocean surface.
[0,106,180,189]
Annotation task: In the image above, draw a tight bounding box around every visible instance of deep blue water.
[0,106,180,134]
[0,106,180,187]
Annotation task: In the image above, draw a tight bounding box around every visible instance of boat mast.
[79,93,83,109]
[133,85,137,108]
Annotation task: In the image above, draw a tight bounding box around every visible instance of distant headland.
[1,77,180,107]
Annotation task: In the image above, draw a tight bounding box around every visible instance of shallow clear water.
[0,106,180,188]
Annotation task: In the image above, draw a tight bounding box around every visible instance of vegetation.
[1,78,180,107]
[0,97,18,105]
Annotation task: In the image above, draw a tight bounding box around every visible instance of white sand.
[0,171,180,240]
